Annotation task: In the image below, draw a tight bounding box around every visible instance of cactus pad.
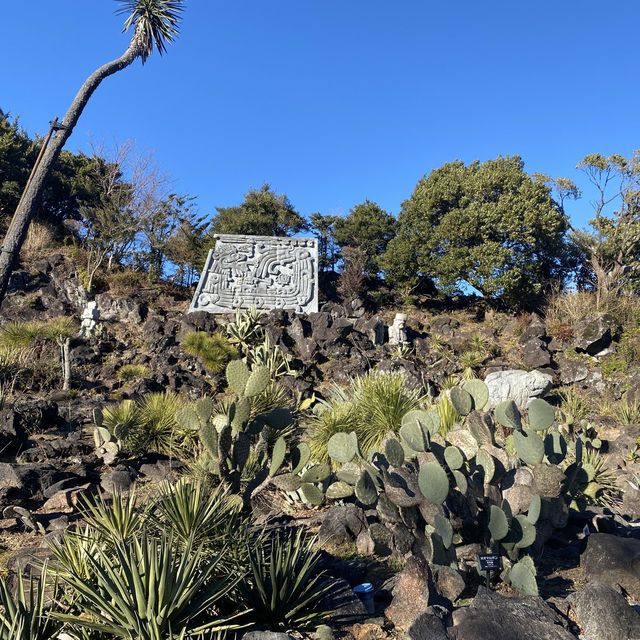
[514,430,545,465]
[327,432,358,464]
[450,387,473,416]
[385,438,405,467]
[226,360,250,396]
[355,470,378,506]
[244,365,270,397]
[418,462,449,504]
[326,481,354,500]
[495,400,522,430]
[444,445,464,471]
[463,379,489,410]
[488,504,509,541]
[527,398,555,430]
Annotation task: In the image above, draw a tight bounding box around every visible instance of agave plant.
[52,535,243,640]
[241,529,332,630]
[78,490,145,545]
[0,563,62,640]
[152,479,244,552]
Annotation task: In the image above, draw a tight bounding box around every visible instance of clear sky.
[1,1,639,227]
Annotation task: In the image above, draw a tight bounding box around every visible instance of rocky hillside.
[1,253,640,640]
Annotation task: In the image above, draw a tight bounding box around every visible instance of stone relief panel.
[189,234,318,314]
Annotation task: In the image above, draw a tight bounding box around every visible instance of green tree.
[208,184,307,238]
[0,0,185,303]
[382,156,572,308]
[309,212,339,272]
[0,111,100,231]
[572,152,640,302]
[333,199,396,277]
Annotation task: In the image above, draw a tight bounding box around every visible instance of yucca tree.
[0,0,185,302]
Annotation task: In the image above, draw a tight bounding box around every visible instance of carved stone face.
[393,313,408,328]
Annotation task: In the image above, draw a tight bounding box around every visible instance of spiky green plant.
[48,526,103,583]
[117,0,185,62]
[614,397,640,427]
[459,350,484,379]
[0,563,62,640]
[152,479,243,551]
[79,490,144,545]
[241,529,332,630]
[129,391,185,455]
[558,386,589,425]
[351,371,423,452]
[102,399,141,442]
[116,364,150,383]
[181,331,238,373]
[436,394,460,435]
[0,317,75,348]
[52,535,243,640]
[225,306,263,351]
[246,334,295,379]
[308,398,360,463]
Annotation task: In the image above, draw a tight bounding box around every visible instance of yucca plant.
[308,397,360,463]
[241,529,331,630]
[102,399,141,442]
[436,394,460,435]
[152,480,243,551]
[78,490,144,545]
[48,526,103,584]
[129,391,185,455]
[351,371,424,453]
[181,331,238,373]
[52,535,243,640]
[614,396,640,427]
[0,563,62,640]
[246,334,295,379]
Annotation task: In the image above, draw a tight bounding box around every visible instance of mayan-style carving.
[189,234,318,314]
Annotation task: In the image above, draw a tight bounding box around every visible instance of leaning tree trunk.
[0,28,144,304]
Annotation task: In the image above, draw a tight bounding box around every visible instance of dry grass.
[545,290,640,340]
[20,222,55,258]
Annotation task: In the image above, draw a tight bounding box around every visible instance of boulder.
[318,504,367,548]
[555,354,589,385]
[242,633,294,640]
[484,369,553,408]
[385,556,436,631]
[433,565,466,602]
[581,533,640,599]
[568,581,640,640]
[574,315,618,355]
[521,339,551,369]
[449,587,573,640]
[95,293,147,324]
[406,614,448,640]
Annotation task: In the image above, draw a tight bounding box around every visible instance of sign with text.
[478,553,502,572]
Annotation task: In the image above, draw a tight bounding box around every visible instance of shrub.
[309,371,424,461]
[0,563,62,640]
[52,535,242,640]
[0,316,75,349]
[131,391,186,455]
[106,269,150,295]
[181,331,238,373]
[241,529,331,630]
[116,363,149,383]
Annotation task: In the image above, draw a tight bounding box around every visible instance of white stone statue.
[189,234,319,314]
[80,301,99,337]
[388,313,409,345]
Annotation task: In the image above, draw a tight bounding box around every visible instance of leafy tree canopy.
[0,110,100,229]
[382,156,573,308]
[208,184,307,238]
[333,199,396,277]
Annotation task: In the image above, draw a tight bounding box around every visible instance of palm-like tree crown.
[116,0,185,62]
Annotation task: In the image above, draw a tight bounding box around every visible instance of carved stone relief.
[189,234,318,314]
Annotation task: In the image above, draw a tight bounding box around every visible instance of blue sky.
[1,1,639,228]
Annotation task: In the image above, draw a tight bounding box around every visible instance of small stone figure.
[80,301,99,337]
[388,313,409,345]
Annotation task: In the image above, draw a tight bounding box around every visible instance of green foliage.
[181,330,238,373]
[207,184,307,239]
[79,490,143,545]
[116,363,149,382]
[0,564,61,640]
[333,199,397,276]
[117,0,185,63]
[242,529,331,630]
[52,535,240,640]
[382,156,573,308]
[0,316,75,349]
[309,371,423,461]
[130,391,186,455]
